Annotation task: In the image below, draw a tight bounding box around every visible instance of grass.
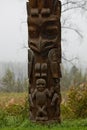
[1,117,87,130]
[0,92,27,108]
[0,92,87,130]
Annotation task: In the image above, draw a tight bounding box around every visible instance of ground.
[1,119,87,130]
[0,93,87,130]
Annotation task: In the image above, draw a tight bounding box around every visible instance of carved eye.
[42,28,58,39]
[29,25,39,38]
[29,30,39,38]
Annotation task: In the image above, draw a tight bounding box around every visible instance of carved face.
[28,0,61,15]
[28,9,61,54]
[36,79,46,92]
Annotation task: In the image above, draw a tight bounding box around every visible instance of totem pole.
[27,0,61,123]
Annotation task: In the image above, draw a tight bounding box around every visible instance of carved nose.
[39,84,42,87]
[39,36,42,44]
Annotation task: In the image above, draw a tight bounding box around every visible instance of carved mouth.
[29,40,58,53]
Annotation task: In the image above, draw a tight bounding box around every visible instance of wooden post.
[27,0,61,123]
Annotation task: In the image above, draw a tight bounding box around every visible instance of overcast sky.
[0,0,28,63]
[0,0,87,70]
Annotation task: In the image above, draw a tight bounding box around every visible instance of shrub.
[0,109,8,127]
[4,95,29,119]
[61,104,73,120]
[66,84,87,118]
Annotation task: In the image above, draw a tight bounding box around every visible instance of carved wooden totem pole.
[27,0,61,123]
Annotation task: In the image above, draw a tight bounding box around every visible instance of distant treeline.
[0,62,87,92]
[61,65,87,91]
[0,62,28,79]
[0,62,28,92]
[0,68,28,92]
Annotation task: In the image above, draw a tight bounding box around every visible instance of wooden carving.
[27,0,61,123]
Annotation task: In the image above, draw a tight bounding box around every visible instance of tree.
[62,0,87,35]
[1,68,28,93]
[61,65,71,90]
[22,78,29,92]
[61,0,87,63]
[1,68,15,92]
[15,78,28,92]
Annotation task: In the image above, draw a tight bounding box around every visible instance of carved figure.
[32,78,49,121]
[27,0,61,123]
[48,48,61,79]
[51,79,61,121]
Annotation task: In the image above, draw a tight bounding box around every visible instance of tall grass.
[0,117,87,130]
[0,92,87,130]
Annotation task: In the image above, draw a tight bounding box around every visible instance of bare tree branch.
[62,0,87,13]
[62,26,83,38]
[62,55,79,65]
[62,6,87,13]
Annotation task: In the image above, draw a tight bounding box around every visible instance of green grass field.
[0,93,87,130]
[1,118,87,130]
